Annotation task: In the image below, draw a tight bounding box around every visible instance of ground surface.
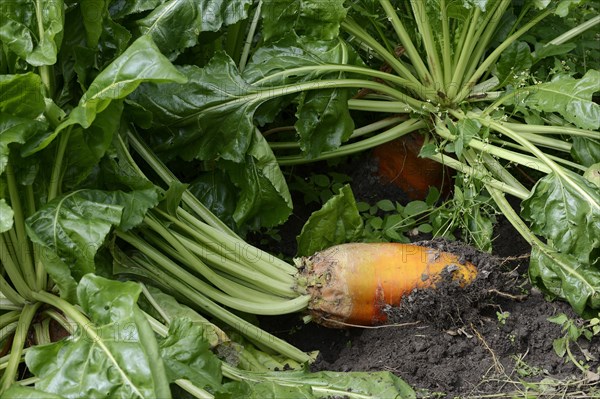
[259,156,600,398]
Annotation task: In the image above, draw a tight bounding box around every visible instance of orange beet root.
[373,133,451,200]
[298,243,477,327]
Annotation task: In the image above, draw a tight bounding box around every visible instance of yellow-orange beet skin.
[297,243,477,327]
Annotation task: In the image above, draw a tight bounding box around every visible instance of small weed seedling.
[496,311,511,326]
[290,172,352,205]
[548,313,600,378]
[357,187,444,243]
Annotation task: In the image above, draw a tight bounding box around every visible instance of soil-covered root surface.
[260,241,600,398]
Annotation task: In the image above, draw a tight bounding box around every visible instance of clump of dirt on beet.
[386,238,523,328]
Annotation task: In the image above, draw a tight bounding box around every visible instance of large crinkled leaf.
[137,0,252,59]
[0,0,64,66]
[296,184,363,257]
[533,42,577,62]
[529,244,600,315]
[220,129,293,228]
[73,34,186,127]
[245,35,359,157]
[131,53,264,163]
[0,113,48,175]
[521,69,600,130]
[522,172,600,264]
[0,73,46,118]
[144,286,229,348]
[25,188,160,299]
[571,136,600,167]
[295,87,354,159]
[133,40,358,161]
[66,6,132,86]
[103,188,161,231]
[62,101,124,189]
[26,190,123,283]
[80,0,110,48]
[261,0,348,43]
[159,318,223,391]
[24,35,187,155]
[291,39,358,158]
[188,169,237,230]
[243,35,336,126]
[243,35,350,85]
[25,274,171,398]
[220,369,416,399]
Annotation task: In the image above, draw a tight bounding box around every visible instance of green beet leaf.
[245,34,359,158]
[143,286,228,348]
[494,41,532,89]
[137,0,252,59]
[522,172,600,265]
[220,381,312,399]
[25,188,159,300]
[220,129,293,228]
[61,101,124,189]
[80,0,110,48]
[294,85,354,158]
[571,136,600,167]
[454,119,481,158]
[219,369,416,399]
[188,169,238,230]
[25,190,122,301]
[2,385,67,398]
[261,0,348,43]
[584,163,600,188]
[25,274,171,398]
[130,53,261,163]
[0,113,48,175]
[296,184,363,257]
[293,42,357,158]
[159,318,223,391]
[0,73,46,119]
[24,34,187,155]
[243,34,355,85]
[529,244,600,315]
[555,0,586,17]
[521,69,600,130]
[0,0,64,66]
[221,337,306,372]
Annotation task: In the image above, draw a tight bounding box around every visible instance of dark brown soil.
[259,156,600,398]
[261,218,600,398]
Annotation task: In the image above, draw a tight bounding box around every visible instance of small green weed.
[512,354,546,378]
[289,172,352,205]
[357,187,444,243]
[291,170,498,252]
[548,313,600,376]
[497,311,511,326]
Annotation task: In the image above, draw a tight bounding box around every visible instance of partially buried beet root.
[373,133,452,200]
[297,243,477,328]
